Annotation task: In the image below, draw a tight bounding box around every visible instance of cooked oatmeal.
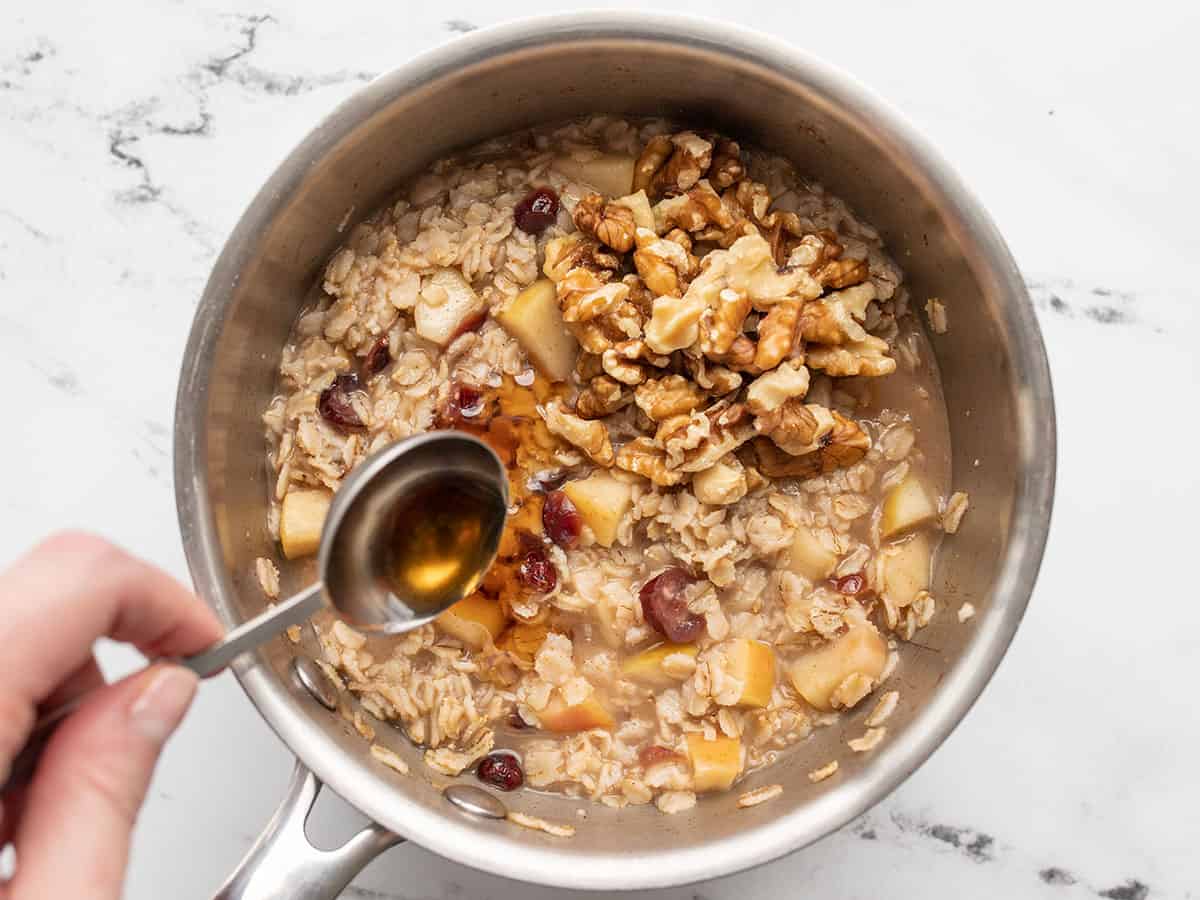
[261,115,963,813]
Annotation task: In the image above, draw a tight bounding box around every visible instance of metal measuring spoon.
[3,432,508,793]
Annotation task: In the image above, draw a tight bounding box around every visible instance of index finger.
[0,531,224,708]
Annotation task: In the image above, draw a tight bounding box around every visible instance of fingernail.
[130,666,198,742]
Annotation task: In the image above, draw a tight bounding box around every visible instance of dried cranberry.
[476,752,524,791]
[639,567,704,643]
[514,187,559,234]
[834,573,866,595]
[518,548,557,593]
[639,745,681,768]
[318,374,366,432]
[438,382,487,428]
[542,491,582,549]
[455,386,485,418]
[363,337,391,376]
[508,712,529,730]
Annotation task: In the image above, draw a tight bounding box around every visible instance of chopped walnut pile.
[533,129,904,493]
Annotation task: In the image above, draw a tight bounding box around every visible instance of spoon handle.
[1,582,326,795]
[182,582,326,678]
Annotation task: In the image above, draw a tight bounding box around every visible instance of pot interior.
[176,16,1052,889]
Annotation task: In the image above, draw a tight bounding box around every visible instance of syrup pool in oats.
[263,115,963,815]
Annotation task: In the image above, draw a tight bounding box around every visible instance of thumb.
[8,664,197,900]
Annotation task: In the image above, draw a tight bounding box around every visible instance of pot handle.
[213,760,404,900]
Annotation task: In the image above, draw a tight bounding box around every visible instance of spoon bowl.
[187,430,510,673]
[321,431,509,632]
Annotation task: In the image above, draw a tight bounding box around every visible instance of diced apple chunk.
[881,473,937,538]
[562,473,633,548]
[497,495,544,558]
[788,526,838,581]
[686,734,743,793]
[881,532,932,608]
[280,489,331,559]
[435,592,506,650]
[551,153,636,198]
[788,625,888,712]
[414,268,484,347]
[621,642,698,686]
[613,190,655,232]
[494,279,578,382]
[719,639,776,708]
[538,694,614,733]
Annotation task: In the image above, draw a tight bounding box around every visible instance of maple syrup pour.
[381,476,506,614]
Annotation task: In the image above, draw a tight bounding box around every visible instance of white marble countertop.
[2,1,1196,897]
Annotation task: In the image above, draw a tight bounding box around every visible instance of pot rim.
[174,10,1056,890]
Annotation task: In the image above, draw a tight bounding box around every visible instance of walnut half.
[806,336,896,377]
[615,437,685,486]
[557,269,630,324]
[708,139,746,190]
[677,400,755,473]
[543,233,620,283]
[755,400,835,456]
[634,375,706,422]
[797,283,876,346]
[644,293,705,355]
[633,228,694,298]
[746,360,810,415]
[573,192,638,254]
[575,375,630,419]
[751,403,870,476]
[682,354,743,396]
[652,182,735,235]
[634,131,714,198]
[541,399,615,466]
[752,298,804,372]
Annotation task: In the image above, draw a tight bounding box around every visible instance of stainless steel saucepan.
[174,12,1055,898]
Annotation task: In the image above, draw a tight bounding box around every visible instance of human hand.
[0,532,223,899]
